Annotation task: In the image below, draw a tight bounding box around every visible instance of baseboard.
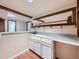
[9,49,29,59]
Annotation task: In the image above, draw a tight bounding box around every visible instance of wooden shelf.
[33,23,75,27]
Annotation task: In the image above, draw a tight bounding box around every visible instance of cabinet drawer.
[31,36,40,40]
[41,38,51,44]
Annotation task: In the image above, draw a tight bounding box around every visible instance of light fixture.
[7,13,15,17]
[27,0,33,3]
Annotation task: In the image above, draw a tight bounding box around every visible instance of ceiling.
[33,11,73,26]
[40,11,72,22]
[0,9,31,22]
[0,0,76,18]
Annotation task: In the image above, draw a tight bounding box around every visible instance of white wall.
[0,33,30,59]
[16,21,26,31]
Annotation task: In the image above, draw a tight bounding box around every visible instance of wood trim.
[0,18,5,32]
[33,23,75,27]
[29,49,44,59]
[77,0,79,9]
[0,5,32,18]
[53,41,56,59]
[34,7,76,20]
[77,11,79,37]
[72,7,76,25]
[77,0,79,37]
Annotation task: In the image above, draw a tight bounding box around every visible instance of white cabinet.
[29,40,41,56]
[29,36,52,59]
[33,42,41,56]
[41,38,51,44]
[42,45,51,59]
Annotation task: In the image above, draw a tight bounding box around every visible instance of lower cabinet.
[42,45,51,59]
[29,40,41,56]
[29,39,52,59]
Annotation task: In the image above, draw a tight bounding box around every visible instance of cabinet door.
[77,47,79,59]
[33,41,41,56]
[29,40,35,50]
[29,40,41,56]
[55,42,77,59]
[42,45,51,59]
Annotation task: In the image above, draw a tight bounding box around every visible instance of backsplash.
[34,25,77,36]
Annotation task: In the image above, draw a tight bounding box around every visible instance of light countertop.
[0,31,28,35]
[33,33,79,47]
[0,31,79,47]
[0,31,29,38]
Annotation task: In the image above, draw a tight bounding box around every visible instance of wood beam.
[0,5,33,18]
[34,19,45,23]
[34,7,76,20]
[77,0,79,37]
[77,13,79,37]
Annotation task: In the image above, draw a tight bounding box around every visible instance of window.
[26,22,33,32]
[8,20,16,32]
